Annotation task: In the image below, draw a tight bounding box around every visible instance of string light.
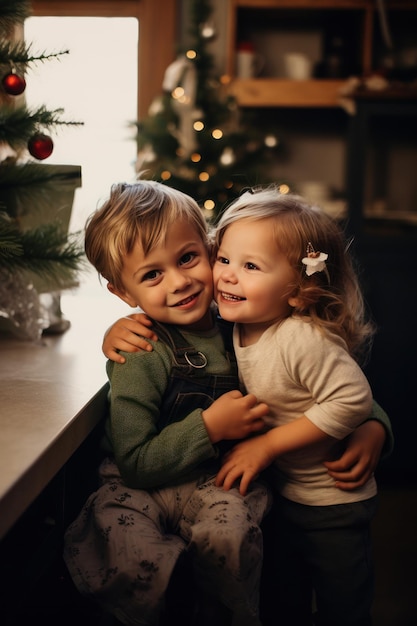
[191,153,201,162]
[172,87,185,100]
[186,49,197,60]
[212,129,223,139]
[204,199,215,211]
[200,22,216,40]
[199,172,209,181]
[161,171,172,180]
[265,134,278,148]
[194,121,204,131]
[220,147,234,166]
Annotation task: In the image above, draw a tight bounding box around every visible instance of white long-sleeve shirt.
[234,316,376,506]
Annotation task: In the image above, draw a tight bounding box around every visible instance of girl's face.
[213,218,297,336]
[109,218,214,331]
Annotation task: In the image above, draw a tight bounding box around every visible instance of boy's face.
[213,218,296,330]
[109,219,214,331]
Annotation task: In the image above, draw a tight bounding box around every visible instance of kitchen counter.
[0,279,130,540]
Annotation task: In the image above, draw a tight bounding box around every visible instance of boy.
[63,181,271,626]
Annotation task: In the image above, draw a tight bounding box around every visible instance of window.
[27,0,177,231]
[25,15,139,233]
[31,1,176,118]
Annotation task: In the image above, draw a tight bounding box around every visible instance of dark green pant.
[261,494,378,626]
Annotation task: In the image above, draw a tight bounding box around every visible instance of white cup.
[284,53,312,80]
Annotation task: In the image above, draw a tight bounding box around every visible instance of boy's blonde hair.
[85,180,208,292]
[215,186,375,362]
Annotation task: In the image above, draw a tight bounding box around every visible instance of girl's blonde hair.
[85,180,208,293]
[215,186,375,363]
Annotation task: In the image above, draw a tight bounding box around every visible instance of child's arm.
[217,401,393,496]
[324,400,393,490]
[102,313,158,363]
[216,414,330,495]
[324,420,385,490]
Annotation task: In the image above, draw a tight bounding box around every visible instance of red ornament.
[2,71,26,96]
[28,133,54,160]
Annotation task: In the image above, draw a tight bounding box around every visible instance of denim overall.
[154,316,238,432]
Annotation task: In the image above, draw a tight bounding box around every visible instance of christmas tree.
[135,0,282,222]
[0,0,84,339]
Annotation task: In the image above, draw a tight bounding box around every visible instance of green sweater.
[369,399,394,459]
[103,323,234,489]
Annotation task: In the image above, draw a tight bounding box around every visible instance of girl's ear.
[288,295,301,308]
[107,282,137,308]
[288,286,303,308]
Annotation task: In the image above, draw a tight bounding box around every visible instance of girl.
[213,187,379,626]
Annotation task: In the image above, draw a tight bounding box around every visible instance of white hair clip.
[302,242,329,280]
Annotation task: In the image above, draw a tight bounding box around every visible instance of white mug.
[284,52,312,80]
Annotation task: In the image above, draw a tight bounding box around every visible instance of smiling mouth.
[173,293,198,307]
[221,292,245,302]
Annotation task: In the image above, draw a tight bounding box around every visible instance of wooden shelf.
[229,78,346,107]
[227,0,417,108]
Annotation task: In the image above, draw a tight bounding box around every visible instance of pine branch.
[0,216,86,288]
[0,40,70,65]
[0,105,83,150]
[0,213,23,259]
[22,224,85,269]
[0,160,81,190]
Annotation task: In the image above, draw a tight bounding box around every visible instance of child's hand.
[202,390,268,443]
[324,420,385,490]
[102,313,158,363]
[216,435,274,496]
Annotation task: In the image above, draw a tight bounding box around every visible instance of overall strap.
[151,320,208,370]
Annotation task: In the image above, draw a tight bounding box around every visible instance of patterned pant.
[64,458,272,626]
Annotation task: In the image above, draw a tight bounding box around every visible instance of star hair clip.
[302,242,329,281]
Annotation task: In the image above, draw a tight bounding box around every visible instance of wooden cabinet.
[227,0,417,107]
